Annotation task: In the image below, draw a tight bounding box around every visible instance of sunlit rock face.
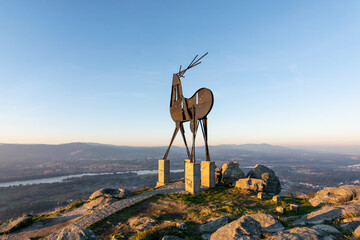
[246,164,281,195]
[309,185,360,207]
[220,162,245,185]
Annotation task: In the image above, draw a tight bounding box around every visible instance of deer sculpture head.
[169,52,213,124]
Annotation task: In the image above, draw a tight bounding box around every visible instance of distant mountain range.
[0,142,359,164]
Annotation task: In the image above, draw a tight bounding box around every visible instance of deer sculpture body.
[163,53,213,163]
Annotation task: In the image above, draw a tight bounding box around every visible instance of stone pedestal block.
[157,159,170,186]
[276,206,286,214]
[272,195,280,203]
[257,192,265,199]
[201,161,215,188]
[290,204,299,212]
[185,160,200,194]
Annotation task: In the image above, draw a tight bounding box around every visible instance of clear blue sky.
[0,1,359,146]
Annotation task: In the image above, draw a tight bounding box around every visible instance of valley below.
[0,143,359,223]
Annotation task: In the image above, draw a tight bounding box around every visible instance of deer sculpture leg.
[179,123,191,160]
[163,123,180,160]
[163,122,191,160]
[200,117,210,161]
[190,106,199,163]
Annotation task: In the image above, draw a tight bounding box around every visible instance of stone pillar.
[157,159,170,187]
[272,195,280,203]
[185,160,200,194]
[201,161,215,188]
[257,192,265,199]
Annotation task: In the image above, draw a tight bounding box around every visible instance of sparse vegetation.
[0,214,34,235]
[130,225,180,240]
[88,186,317,240]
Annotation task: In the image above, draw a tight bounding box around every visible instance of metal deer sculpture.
[163,53,214,163]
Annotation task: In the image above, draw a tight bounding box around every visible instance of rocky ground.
[0,163,360,239]
[0,180,187,240]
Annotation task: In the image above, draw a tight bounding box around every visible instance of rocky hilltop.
[1,164,360,240]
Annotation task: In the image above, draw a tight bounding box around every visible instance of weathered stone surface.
[271,231,301,240]
[84,196,117,210]
[158,159,170,184]
[303,206,342,225]
[309,185,360,207]
[340,217,360,231]
[210,216,261,240]
[295,199,360,227]
[221,162,245,185]
[199,216,228,232]
[162,235,183,240]
[234,178,266,192]
[117,189,133,198]
[201,234,211,240]
[290,204,299,212]
[56,225,98,240]
[271,227,329,240]
[176,222,187,230]
[185,161,200,194]
[215,168,222,185]
[311,224,341,234]
[338,201,360,216]
[341,222,360,232]
[89,188,132,200]
[276,206,286,214]
[292,215,307,226]
[246,164,281,195]
[0,214,33,233]
[248,213,284,232]
[257,192,265,199]
[128,216,157,232]
[354,225,360,239]
[201,161,216,188]
[272,195,280,203]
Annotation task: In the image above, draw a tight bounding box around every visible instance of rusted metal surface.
[163,53,214,163]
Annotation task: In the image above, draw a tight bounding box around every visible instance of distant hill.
[291,145,360,155]
[0,142,311,164]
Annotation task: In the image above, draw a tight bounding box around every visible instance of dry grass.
[88,186,317,240]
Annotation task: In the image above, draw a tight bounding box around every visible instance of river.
[0,169,184,188]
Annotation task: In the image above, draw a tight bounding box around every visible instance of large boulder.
[339,200,360,216]
[293,206,342,225]
[293,200,360,227]
[234,178,266,192]
[311,224,341,235]
[354,225,360,239]
[340,217,360,231]
[271,227,330,240]
[246,164,281,195]
[56,225,98,240]
[128,216,157,232]
[248,213,284,232]
[220,162,245,185]
[210,215,261,240]
[215,168,222,185]
[199,216,228,232]
[309,185,360,207]
[89,188,132,200]
[84,196,117,210]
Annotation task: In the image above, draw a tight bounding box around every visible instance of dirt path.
[1,180,187,240]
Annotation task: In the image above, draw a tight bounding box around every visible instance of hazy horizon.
[1,141,359,154]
